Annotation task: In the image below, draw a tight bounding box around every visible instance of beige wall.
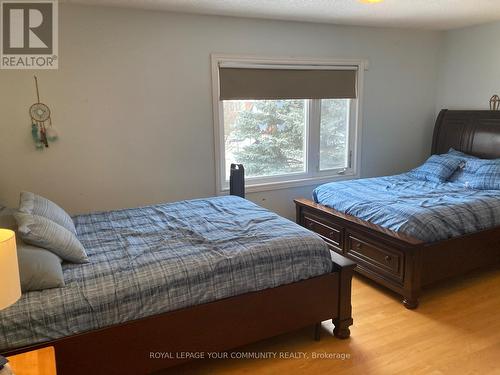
[436,21,500,113]
[0,5,441,219]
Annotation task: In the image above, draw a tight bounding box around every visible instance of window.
[212,56,365,193]
[319,99,351,171]
[223,99,307,179]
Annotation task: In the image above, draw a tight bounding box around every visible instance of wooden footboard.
[296,198,500,309]
[2,256,355,374]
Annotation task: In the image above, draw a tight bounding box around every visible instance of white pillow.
[19,192,76,234]
[15,212,88,264]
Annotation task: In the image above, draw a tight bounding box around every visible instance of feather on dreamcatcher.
[30,76,58,149]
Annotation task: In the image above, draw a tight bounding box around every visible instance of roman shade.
[219,66,357,100]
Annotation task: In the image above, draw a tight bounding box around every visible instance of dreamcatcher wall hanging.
[30,76,58,149]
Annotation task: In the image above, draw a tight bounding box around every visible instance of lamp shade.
[0,229,21,310]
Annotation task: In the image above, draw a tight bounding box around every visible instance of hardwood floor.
[163,267,500,375]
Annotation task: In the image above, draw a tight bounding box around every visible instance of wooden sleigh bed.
[1,203,355,375]
[296,109,500,309]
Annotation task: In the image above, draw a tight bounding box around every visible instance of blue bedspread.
[313,174,500,243]
[0,196,330,351]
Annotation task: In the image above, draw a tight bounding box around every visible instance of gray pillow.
[17,241,65,292]
[15,212,88,263]
[0,207,17,230]
[19,192,77,234]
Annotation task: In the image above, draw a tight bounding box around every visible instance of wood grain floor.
[165,267,500,375]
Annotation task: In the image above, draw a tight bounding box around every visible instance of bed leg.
[314,323,321,341]
[333,321,351,339]
[402,248,422,310]
[331,252,355,340]
[402,297,419,310]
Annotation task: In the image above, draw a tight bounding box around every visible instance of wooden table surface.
[7,347,56,375]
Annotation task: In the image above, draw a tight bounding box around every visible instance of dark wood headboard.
[432,109,500,159]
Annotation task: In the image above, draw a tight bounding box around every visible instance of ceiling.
[65,0,500,30]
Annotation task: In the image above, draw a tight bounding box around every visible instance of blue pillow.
[467,160,500,190]
[408,154,463,183]
[446,148,477,183]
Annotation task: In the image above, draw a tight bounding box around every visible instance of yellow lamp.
[0,229,21,310]
[0,229,21,375]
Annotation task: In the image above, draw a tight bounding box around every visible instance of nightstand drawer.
[346,232,403,281]
[304,215,343,248]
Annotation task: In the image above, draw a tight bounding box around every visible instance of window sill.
[219,172,359,195]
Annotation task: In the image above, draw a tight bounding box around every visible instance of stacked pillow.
[18,191,77,234]
[0,207,17,230]
[15,212,87,263]
[17,240,65,292]
[409,148,500,190]
[446,148,478,184]
[446,148,500,189]
[461,159,500,190]
[4,192,89,292]
[1,205,65,292]
[408,154,464,183]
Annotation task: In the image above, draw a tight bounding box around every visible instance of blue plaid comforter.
[0,196,330,351]
[313,174,500,243]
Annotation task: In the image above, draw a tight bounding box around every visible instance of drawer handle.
[329,231,335,237]
[307,222,314,229]
[355,242,362,249]
[385,255,392,262]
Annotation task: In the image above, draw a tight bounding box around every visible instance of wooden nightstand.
[6,347,56,375]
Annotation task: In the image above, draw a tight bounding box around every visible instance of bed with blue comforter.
[313,174,500,243]
[0,196,331,351]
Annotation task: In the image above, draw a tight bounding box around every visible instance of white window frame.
[211,54,367,194]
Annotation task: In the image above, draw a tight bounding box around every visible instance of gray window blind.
[219,67,357,100]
